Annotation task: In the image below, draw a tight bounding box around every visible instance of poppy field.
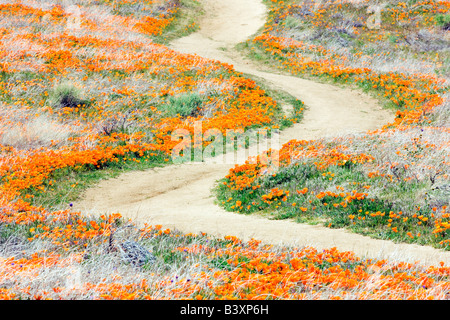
[1,0,450,300]
[218,0,450,249]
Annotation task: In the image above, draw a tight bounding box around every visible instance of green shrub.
[49,82,89,109]
[435,14,450,29]
[284,16,303,29]
[166,92,203,118]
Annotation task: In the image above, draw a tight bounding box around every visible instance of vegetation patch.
[217,0,450,250]
[1,0,450,300]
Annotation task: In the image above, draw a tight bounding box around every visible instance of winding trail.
[74,0,450,266]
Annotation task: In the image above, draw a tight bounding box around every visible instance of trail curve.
[74,0,450,266]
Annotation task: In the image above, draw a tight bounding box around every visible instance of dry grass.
[0,0,449,300]
[0,103,80,150]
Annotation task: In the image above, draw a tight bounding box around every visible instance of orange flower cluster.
[0,133,154,197]
[148,240,450,300]
[134,16,174,36]
[433,211,450,248]
[223,163,262,191]
[261,188,289,204]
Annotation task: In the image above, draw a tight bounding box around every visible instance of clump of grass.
[284,15,304,30]
[435,14,450,30]
[165,92,203,118]
[49,82,90,110]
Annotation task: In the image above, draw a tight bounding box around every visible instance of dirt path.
[74,0,450,266]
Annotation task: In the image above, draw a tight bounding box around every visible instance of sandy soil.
[74,0,450,266]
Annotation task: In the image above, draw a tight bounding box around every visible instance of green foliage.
[49,82,90,109]
[209,255,235,271]
[435,14,450,28]
[165,92,203,118]
[284,16,303,29]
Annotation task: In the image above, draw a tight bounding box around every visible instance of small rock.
[119,240,156,267]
